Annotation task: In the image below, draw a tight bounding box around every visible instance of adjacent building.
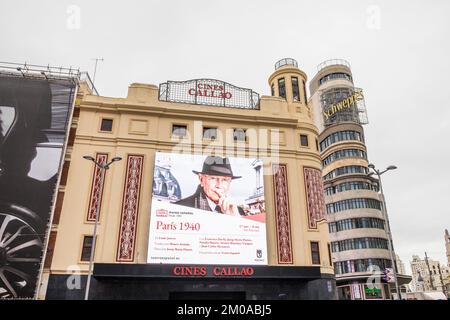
[410,254,450,297]
[395,254,406,276]
[308,59,411,299]
[40,58,336,299]
[445,229,450,266]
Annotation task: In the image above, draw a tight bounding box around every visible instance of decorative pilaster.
[116,155,144,262]
[304,167,326,229]
[86,153,108,221]
[272,164,293,264]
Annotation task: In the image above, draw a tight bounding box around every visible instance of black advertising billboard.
[0,73,76,298]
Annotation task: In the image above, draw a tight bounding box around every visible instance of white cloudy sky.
[1,0,449,274]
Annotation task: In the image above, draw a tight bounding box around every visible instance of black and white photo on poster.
[0,74,76,299]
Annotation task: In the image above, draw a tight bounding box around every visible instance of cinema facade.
[39,58,336,299]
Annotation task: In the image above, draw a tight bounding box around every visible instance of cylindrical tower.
[268,58,309,114]
[310,59,398,300]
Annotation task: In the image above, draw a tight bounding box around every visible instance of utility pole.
[424,252,435,291]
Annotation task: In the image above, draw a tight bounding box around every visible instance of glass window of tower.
[278,78,286,99]
[292,77,300,101]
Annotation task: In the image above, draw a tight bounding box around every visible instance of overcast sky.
[1,0,449,275]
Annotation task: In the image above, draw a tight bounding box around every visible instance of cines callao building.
[0,59,336,300]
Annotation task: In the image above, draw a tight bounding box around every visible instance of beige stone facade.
[41,59,335,299]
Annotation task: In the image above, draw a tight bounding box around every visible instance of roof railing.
[317,59,351,72]
[275,58,298,70]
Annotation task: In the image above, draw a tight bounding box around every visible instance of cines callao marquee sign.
[159,78,260,109]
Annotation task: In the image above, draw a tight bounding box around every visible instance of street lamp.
[82,155,122,300]
[367,163,401,300]
[417,272,424,292]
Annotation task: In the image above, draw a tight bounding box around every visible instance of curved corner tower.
[309,59,406,300]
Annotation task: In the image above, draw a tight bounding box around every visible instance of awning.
[422,291,447,300]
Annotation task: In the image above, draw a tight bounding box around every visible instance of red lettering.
[213,267,221,276]
[193,267,207,276]
[188,84,232,100]
[173,266,207,277]
[211,266,254,277]
[173,267,182,276]
[174,266,254,277]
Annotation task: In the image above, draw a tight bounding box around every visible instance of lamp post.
[368,163,401,300]
[417,272,424,292]
[82,155,122,300]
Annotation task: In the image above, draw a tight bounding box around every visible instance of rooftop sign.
[159,79,260,109]
[322,88,364,120]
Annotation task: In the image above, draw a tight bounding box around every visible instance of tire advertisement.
[148,152,267,265]
[0,74,76,298]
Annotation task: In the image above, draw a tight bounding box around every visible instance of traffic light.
[383,268,395,283]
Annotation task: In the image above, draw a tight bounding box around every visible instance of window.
[329,223,337,233]
[324,181,378,195]
[319,130,363,151]
[302,80,308,102]
[278,78,286,99]
[328,243,332,267]
[233,128,246,142]
[172,124,187,137]
[328,218,385,232]
[311,241,321,265]
[300,134,309,147]
[323,166,368,181]
[100,119,113,132]
[81,236,93,262]
[331,237,389,253]
[326,198,382,214]
[292,77,300,101]
[322,149,367,167]
[203,127,217,140]
[334,259,392,275]
[319,72,353,86]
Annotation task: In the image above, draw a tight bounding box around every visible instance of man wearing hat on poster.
[175,156,246,216]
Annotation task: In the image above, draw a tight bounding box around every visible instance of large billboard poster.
[148,152,267,265]
[0,74,76,298]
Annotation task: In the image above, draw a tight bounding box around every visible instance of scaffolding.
[0,61,98,95]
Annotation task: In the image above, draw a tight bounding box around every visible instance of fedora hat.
[193,156,241,179]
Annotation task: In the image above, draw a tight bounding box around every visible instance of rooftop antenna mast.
[92,57,104,87]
